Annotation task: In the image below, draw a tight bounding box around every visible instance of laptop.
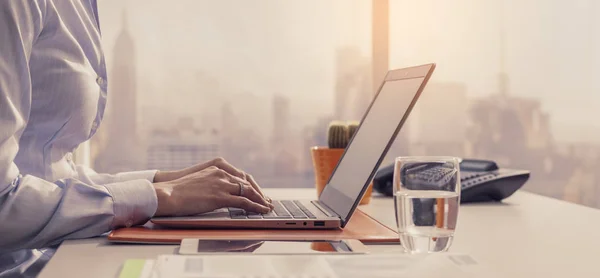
[151,63,436,229]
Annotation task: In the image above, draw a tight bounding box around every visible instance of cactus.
[327,121,361,149]
[327,121,349,149]
[347,121,360,141]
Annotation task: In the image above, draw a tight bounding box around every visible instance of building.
[271,94,298,176]
[468,21,553,167]
[272,94,291,148]
[146,118,221,171]
[468,95,552,164]
[411,82,469,157]
[417,82,469,143]
[300,126,317,176]
[93,12,144,173]
[220,101,237,147]
[221,92,271,143]
[218,99,271,176]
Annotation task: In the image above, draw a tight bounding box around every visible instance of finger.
[205,163,271,209]
[211,169,269,206]
[218,172,271,208]
[191,158,265,198]
[238,172,273,208]
[225,196,271,214]
[184,157,231,176]
[243,172,267,201]
[240,182,272,209]
[211,157,245,178]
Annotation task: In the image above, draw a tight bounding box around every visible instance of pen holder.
[310,146,372,205]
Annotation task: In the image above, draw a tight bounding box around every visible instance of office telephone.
[372,159,530,203]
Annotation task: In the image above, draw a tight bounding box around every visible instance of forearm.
[0,174,157,253]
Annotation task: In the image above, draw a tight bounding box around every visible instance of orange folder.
[108,209,399,244]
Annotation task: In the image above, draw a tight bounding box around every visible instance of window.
[90,1,600,209]
[91,0,373,188]
[389,0,600,208]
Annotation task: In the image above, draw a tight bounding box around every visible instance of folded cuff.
[104,179,158,229]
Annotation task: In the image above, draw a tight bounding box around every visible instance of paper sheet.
[122,253,499,278]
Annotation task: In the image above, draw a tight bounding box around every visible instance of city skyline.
[96,0,600,144]
[91,1,600,209]
[390,0,600,143]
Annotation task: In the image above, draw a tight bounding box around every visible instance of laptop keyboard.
[228,200,317,219]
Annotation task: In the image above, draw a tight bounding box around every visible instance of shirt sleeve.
[0,0,157,253]
[75,165,158,185]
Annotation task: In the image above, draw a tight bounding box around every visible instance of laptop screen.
[319,64,434,226]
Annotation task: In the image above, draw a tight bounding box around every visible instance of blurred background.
[87,0,600,209]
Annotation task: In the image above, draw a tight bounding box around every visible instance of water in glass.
[395,189,459,253]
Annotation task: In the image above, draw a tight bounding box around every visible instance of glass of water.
[394,156,461,253]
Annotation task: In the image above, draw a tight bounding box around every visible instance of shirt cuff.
[113,170,158,183]
[104,179,158,229]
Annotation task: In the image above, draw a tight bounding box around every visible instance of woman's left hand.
[153,157,271,203]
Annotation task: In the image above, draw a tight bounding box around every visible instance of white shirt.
[0,1,158,276]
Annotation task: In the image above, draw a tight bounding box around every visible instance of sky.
[390,0,600,142]
[97,0,600,143]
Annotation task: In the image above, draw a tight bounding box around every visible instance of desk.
[39,189,600,278]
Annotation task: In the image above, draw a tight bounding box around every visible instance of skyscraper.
[221,101,237,140]
[468,22,553,167]
[271,94,297,176]
[220,101,238,164]
[146,117,221,171]
[272,94,291,148]
[94,11,143,173]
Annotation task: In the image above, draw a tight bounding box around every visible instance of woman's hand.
[154,157,269,202]
[153,165,272,217]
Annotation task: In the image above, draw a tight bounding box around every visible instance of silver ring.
[238,182,244,196]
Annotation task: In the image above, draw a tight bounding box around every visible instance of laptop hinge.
[311,201,339,218]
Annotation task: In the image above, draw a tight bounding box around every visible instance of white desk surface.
[39,189,600,278]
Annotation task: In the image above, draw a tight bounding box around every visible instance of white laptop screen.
[319,68,431,226]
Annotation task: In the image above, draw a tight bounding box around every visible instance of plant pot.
[310,146,372,205]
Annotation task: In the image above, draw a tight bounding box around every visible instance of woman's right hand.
[152,166,272,217]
